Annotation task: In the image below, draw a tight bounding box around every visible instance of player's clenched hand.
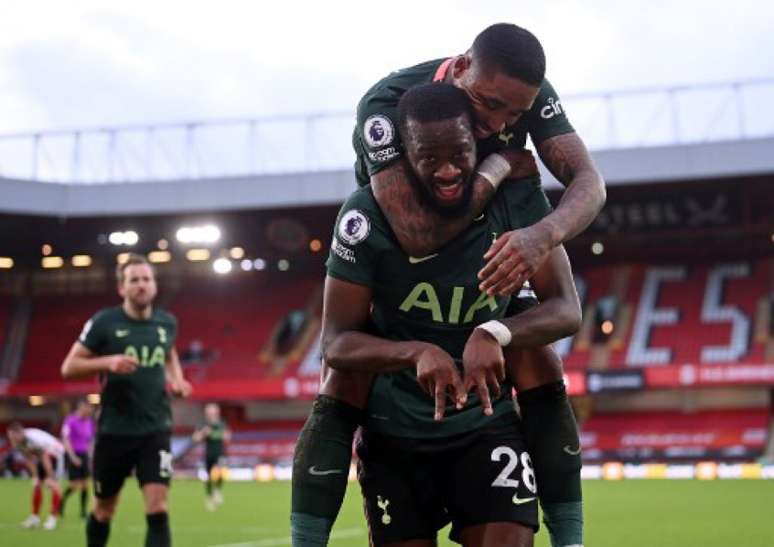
[170,378,193,398]
[498,148,539,180]
[71,454,83,467]
[462,328,505,416]
[478,222,553,296]
[415,345,466,421]
[106,354,138,374]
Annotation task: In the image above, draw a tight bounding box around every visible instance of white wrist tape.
[476,153,511,189]
[476,320,512,347]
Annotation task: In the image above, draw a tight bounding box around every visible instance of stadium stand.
[18,294,115,384]
[168,274,321,380]
[9,257,771,391]
[0,296,11,356]
[12,273,321,391]
[580,408,769,462]
[558,259,772,370]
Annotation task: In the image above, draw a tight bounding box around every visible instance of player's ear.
[451,53,472,80]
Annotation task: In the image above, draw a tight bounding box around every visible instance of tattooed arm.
[371,159,496,257]
[536,131,606,244]
[478,132,605,296]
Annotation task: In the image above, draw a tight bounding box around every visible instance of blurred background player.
[192,402,231,510]
[60,399,96,520]
[61,253,192,547]
[7,422,65,530]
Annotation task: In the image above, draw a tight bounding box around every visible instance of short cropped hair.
[116,253,152,285]
[471,23,546,86]
[397,83,474,137]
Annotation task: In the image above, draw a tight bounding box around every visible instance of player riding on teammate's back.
[292,23,600,547]
[322,82,581,546]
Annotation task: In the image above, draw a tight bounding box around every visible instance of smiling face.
[402,113,477,217]
[452,55,541,139]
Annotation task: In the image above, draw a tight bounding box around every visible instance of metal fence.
[0,79,772,183]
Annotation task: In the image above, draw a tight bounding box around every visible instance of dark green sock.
[61,486,73,517]
[518,381,583,547]
[145,512,171,547]
[290,395,362,547]
[206,478,213,497]
[86,514,110,547]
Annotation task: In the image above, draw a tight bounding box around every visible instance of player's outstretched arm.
[479,133,605,295]
[371,151,528,257]
[61,342,138,379]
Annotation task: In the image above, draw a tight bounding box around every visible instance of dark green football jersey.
[353,58,574,186]
[79,306,177,436]
[204,420,227,459]
[326,178,551,438]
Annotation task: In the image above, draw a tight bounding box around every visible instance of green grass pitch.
[0,478,772,546]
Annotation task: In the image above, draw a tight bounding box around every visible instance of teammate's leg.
[213,459,224,504]
[137,432,174,547]
[142,484,171,547]
[89,495,119,547]
[507,346,583,547]
[204,458,216,510]
[290,365,371,547]
[88,434,133,546]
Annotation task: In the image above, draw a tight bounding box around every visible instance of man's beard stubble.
[408,172,474,219]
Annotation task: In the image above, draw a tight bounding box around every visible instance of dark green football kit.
[79,306,177,498]
[353,57,574,187]
[203,420,227,471]
[326,178,551,544]
[290,59,584,547]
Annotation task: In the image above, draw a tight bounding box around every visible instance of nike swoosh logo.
[308,466,344,476]
[408,253,439,264]
[474,213,485,221]
[512,494,536,505]
[563,445,582,456]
